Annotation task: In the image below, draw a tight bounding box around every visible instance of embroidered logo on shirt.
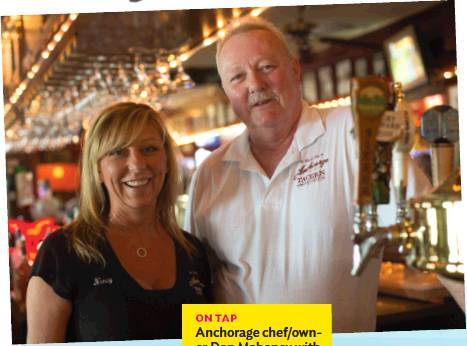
[188,270,205,296]
[293,154,329,187]
[93,276,113,286]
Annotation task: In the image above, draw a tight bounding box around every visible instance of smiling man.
[217,26,303,177]
[185,17,424,333]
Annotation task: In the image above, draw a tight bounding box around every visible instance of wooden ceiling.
[73,9,246,56]
[1,2,451,130]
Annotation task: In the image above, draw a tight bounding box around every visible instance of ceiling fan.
[284,6,379,62]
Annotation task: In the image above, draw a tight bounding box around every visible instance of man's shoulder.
[197,142,230,170]
[295,104,353,144]
[310,105,354,133]
[195,134,243,173]
[307,104,352,123]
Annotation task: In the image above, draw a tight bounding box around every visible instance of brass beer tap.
[350,76,463,280]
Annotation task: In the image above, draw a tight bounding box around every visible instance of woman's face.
[98,124,167,217]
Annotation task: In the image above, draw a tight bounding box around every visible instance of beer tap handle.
[391,82,415,209]
[351,76,390,205]
[421,105,459,187]
[350,76,390,276]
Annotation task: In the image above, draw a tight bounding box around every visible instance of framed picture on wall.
[302,71,318,103]
[354,57,368,77]
[447,84,458,110]
[373,52,386,76]
[318,65,334,100]
[336,59,352,96]
[15,171,35,208]
[384,25,428,91]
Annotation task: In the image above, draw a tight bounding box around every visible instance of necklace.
[136,247,147,258]
[135,230,148,258]
[108,220,155,259]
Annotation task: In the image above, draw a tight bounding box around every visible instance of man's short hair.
[216,16,295,70]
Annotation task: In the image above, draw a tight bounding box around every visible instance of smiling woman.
[26,102,212,343]
[98,117,168,217]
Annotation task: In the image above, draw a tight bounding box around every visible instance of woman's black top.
[30,229,211,342]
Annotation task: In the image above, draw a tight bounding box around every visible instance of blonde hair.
[67,102,195,265]
[216,16,295,69]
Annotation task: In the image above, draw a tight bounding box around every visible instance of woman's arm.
[26,276,72,343]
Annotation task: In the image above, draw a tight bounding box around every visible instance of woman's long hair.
[67,102,195,265]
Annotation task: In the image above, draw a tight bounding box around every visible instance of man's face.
[218,29,302,132]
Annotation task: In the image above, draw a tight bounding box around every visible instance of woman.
[26,102,211,343]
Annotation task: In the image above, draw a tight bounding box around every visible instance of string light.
[218,30,226,39]
[61,22,71,32]
[251,8,266,17]
[180,53,189,62]
[6,129,15,138]
[314,96,351,109]
[9,95,18,104]
[157,64,169,74]
[54,32,63,42]
[183,7,269,60]
[47,42,56,51]
[443,70,454,79]
[4,13,80,118]
[6,10,285,153]
[202,36,216,47]
[232,8,242,18]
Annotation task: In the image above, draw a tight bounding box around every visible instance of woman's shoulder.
[35,228,75,260]
[41,228,70,247]
[179,230,210,261]
[180,230,204,249]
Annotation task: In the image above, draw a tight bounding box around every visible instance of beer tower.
[351,77,463,280]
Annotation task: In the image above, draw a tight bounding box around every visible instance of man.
[184,17,428,332]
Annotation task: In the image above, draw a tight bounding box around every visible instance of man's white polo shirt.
[185,103,382,332]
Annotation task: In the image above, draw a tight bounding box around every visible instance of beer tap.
[391,82,415,224]
[421,105,459,186]
[350,76,463,280]
[350,75,391,275]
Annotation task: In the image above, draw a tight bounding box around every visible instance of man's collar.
[294,100,326,151]
[223,127,249,162]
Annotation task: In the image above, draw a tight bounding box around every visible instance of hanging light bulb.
[153,56,172,95]
[169,59,178,69]
[174,62,195,89]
